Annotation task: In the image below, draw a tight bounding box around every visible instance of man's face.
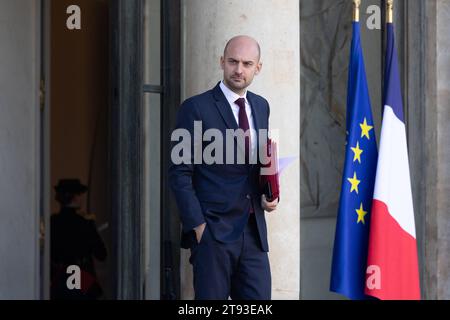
[221,38,262,95]
[71,193,83,209]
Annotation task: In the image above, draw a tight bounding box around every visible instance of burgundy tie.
[235,98,251,163]
[235,98,254,214]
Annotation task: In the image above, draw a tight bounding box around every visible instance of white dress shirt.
[219,81,257,157]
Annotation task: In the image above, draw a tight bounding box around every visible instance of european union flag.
[330,21,378,300]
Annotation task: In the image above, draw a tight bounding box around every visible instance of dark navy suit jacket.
[169,82,270,252]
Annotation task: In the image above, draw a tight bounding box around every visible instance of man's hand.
[261,194,279,213]
[194,223,207,243]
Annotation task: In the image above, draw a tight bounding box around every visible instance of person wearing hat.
[50,179,107,300]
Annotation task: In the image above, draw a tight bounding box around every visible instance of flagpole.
[386,0,394,23]
[353,0,361,22]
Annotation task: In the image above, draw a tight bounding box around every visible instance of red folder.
[259,139,280,202]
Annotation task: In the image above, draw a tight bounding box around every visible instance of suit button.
[246,194,251,200]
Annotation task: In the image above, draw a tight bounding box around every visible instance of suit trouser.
[189,214,271,300]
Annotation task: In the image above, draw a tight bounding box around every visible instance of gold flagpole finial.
[387,0,394,23]
[353,0,361,22]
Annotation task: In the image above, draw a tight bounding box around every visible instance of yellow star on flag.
[351,142,363,164]
[360,118,373,140]
[356,203,368,224]
[347,172,361,194]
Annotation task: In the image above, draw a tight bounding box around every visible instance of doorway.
[49,0,112,299]
[44,0,181,300]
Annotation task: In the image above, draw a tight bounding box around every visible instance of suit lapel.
[247,92,263,132]
[247,92,265,156]
[212,83,238,130]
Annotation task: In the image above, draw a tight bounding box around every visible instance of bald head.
[220,35,262,96]
[223,35,261,61]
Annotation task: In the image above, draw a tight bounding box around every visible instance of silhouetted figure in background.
[51,179,107,300]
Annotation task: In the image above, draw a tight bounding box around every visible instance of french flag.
[364,23,421,300]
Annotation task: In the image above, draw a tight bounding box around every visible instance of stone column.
[0,0,41,299]
[180,0,300,299]
[435,0,450,299]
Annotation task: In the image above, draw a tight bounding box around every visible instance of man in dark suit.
[169,35,278,300]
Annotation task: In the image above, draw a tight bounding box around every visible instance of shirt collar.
[219,81,247,107]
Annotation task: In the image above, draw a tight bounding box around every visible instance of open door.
[109,0,181,299]
[48,0,112,299]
